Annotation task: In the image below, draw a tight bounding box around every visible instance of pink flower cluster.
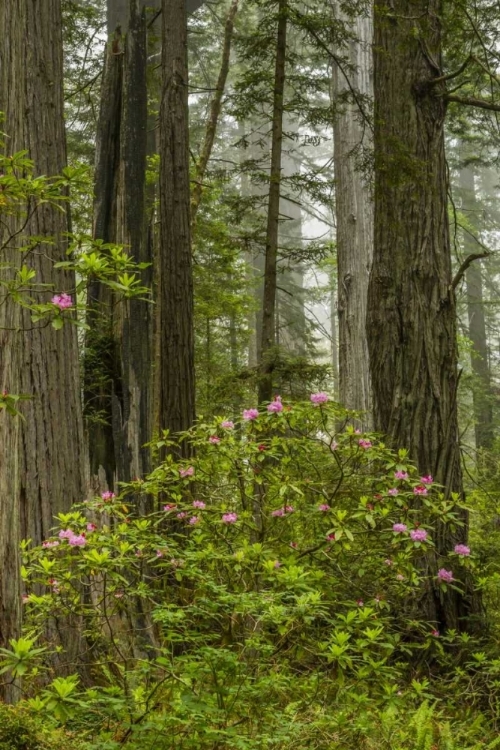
[437,568,454,583]
[410,528,428,542]
[101,491,115,501]
[454,544,470,557]
[392,523,407,533]
[193,500,206,509]
[58,529,86,547]
[358,439,372,449]
[222,512,238,524]
[42,540,59,549]
[271,505,294,517]
[179,466,194,478]
[310,392,329,405]
[209,436,221,444]
[394,470,409,480]
[221,420,234,429]
[267,396,283,413]
[51,293,73,310]
[243,408,259,421]
[413,485,428,496]
[318,503,331,512]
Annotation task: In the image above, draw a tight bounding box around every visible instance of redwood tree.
[158,0,196,445]
[367,0,471,631]
[0,0,86,696]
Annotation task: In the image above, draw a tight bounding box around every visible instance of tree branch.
[447,94,500,113]
[451,252,490,291]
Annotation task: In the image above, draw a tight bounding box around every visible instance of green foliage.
[0,704,78,750]
[7,398,494,747]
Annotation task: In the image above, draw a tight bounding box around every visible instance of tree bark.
[333,6,373,425]
[367,1,471,631]
[85,0,151,488]
[190,0,239,229]
[158,0,196,445]
[0,0,86,697]
[258,0,287,405]
[460,163,494,453]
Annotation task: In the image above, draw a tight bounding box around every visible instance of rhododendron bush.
[8,399,484,748]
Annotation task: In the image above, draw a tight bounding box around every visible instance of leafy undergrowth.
[2,397,500,748]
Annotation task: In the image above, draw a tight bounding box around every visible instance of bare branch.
[451,252,490,291]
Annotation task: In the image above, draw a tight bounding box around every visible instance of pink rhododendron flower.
[22,594,30,604]
[42,540,59,549]
[326,533,336,542]
[388,488,399,496]
[101,491,115,501]
[163,504,175,512]
[384,558,393,566]
[410,528,428,542]
[86,523,97,532]
[221,420,234,429]
[267,396,283,413]
[222,512,238,524]
[432,629,440,637]
[69,534,86,547]
[420,475,433,485]
[413,485,428,496]
[209,436,221,444]
[396,574,405,581]
[437,568,454,583]
[192,500,206,509]
[135,550,143,557]
[285,505,294,513]
[272,508,285,517]
[156,550,164,557]
[58,529,73,540]
[274,561,282,569]
[114,591,124,599]
[189,516,200,525]
[330,440,338,451]
[310,392,329,405]
[290,542,298,549]
[454,544,471,556]
[356,599,364,607]
[358,439,372,449]
[179,466,194,478]
[177,512,187,519]
[51,293,73,310]
[394,471,409,480]
[243,408,259,421]
[392,523,407,533]
[318,504,331,512]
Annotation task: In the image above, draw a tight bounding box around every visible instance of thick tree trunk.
[258,0,287,404]
[85,0,151,488]
[158,0,196,444]
[333,7,373,425]
[367,1,471,631]
[459,164,493,454]
[0,0,86,697]
[191,0,239,229]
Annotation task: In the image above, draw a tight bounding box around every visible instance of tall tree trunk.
[278,115,305,356]
[85,0,151,489]
[258,0,287,404]
[0,0,86,698]
[158,0,196,445]
[191,0,239,229]
[331,267,339,399]
[459,163,494,454]
[332,6,373,425]
[367,1,471,631]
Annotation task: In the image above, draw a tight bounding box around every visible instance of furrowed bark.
[367,0,474,632]
[158,0,196,446]
[0,0,86,698]
[333,5,373,425]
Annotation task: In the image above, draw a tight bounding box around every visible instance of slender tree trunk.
[278,115,305,356]
[333,6,373,425]
[459,163,493,454]
[191,0,239,228]
[158,0,196,445]
[0,0,86,698]
[331,268,339,399]
[258,0,287,404]
[367,0,472,631]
